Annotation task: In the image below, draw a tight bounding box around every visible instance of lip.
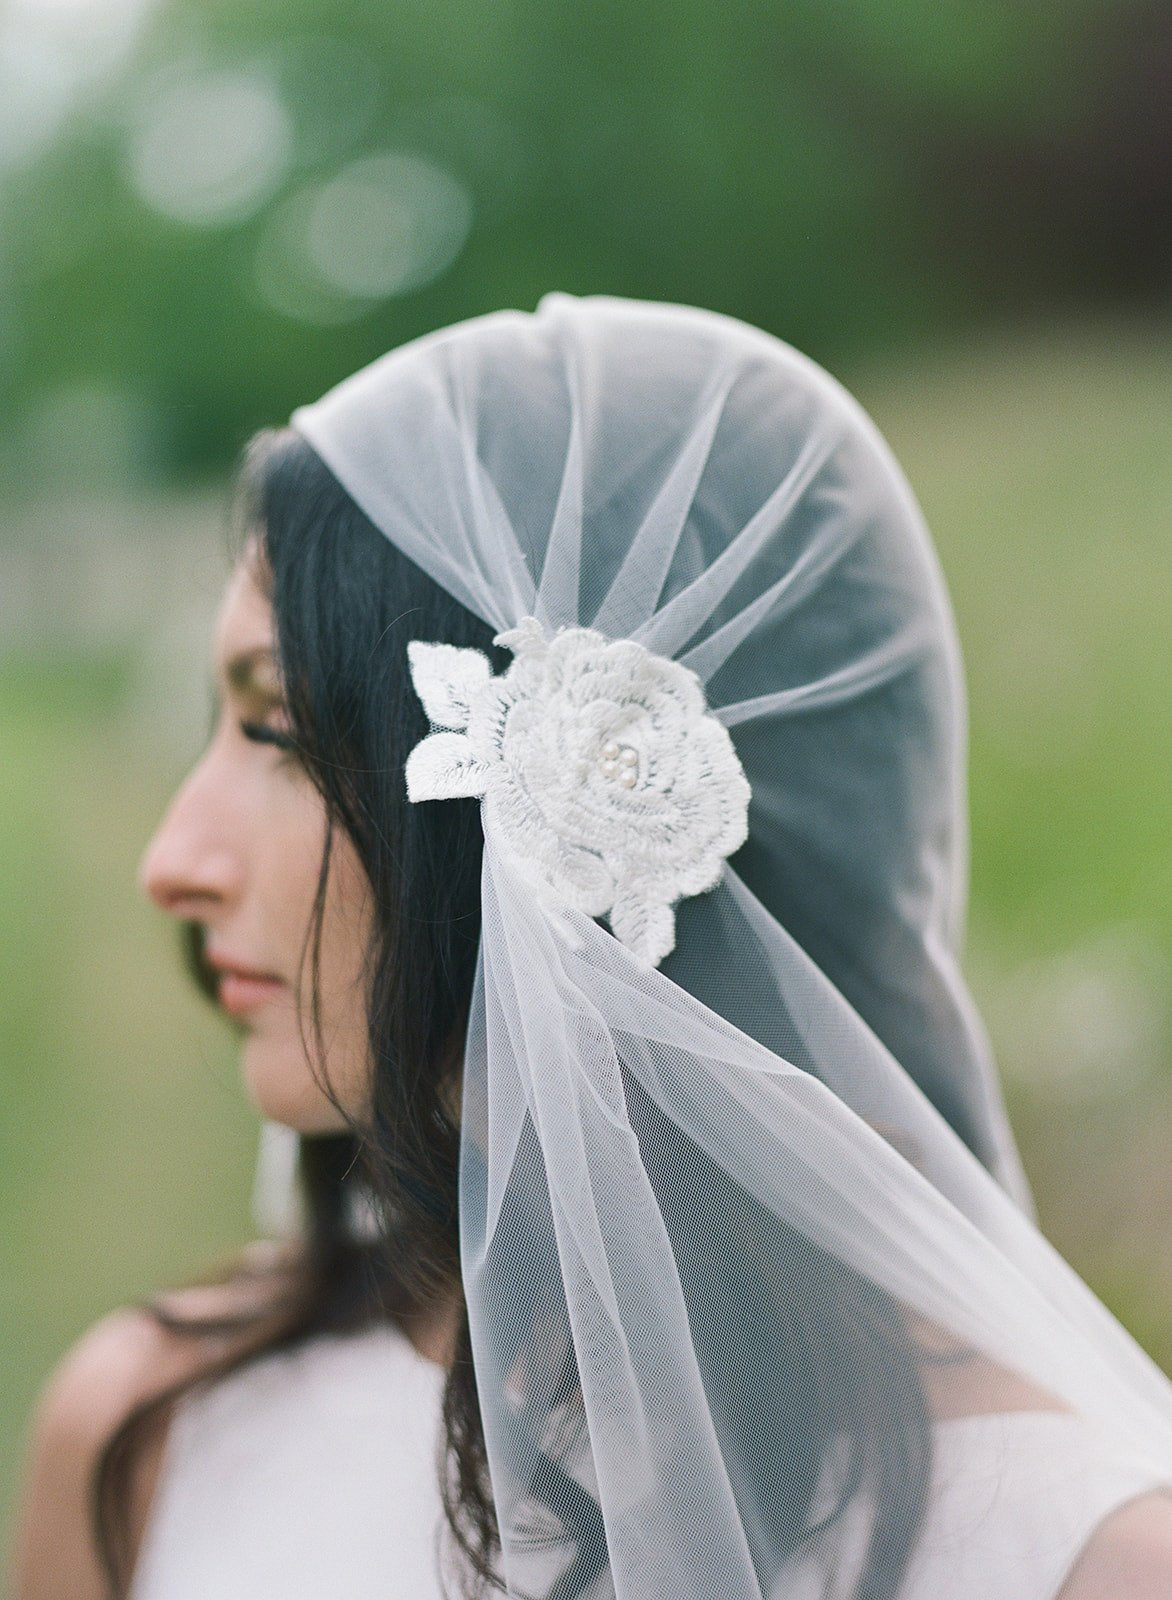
[206,951,286,1016]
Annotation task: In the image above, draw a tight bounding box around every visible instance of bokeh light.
[0,0,155,168]
[255,150,473,322]
[128,66,293,227]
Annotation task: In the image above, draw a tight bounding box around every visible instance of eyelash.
[238,720,298,755]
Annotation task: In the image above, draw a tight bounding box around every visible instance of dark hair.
[96,429,931,1599]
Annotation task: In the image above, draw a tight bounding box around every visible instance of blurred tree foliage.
[0,0,1167,483]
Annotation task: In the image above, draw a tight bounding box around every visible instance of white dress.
[128,1322,1170,1600]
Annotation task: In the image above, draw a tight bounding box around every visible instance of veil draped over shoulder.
[289,296,1172,1600]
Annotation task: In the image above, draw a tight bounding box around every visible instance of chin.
[241,1039,350,1135]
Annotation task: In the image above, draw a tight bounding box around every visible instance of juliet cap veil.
[290,295,1172,1600]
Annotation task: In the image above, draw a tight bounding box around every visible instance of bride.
[10,295,1172,1599]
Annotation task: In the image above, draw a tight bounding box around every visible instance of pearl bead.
[619,770,637,788]
[602,740,620,760]
[619,747,637,767]
[601,759,617,776]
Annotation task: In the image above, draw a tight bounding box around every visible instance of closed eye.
[239,720,298,754]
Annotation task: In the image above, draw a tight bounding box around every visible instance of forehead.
[214,563,275,662]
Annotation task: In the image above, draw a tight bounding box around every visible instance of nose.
[139,750,245,918]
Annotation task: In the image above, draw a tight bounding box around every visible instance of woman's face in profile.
[139,556,374,1133]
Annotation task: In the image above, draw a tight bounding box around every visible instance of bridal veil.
[289,295,1172,1599]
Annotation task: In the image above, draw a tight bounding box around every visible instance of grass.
[857,317,1172,1368]
[856,319,1172,956]
[1,316,1169,1551]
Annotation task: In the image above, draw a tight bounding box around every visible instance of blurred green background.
[1,0,1170,1557]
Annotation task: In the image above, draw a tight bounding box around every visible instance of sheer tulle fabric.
[292,296,1172,1600]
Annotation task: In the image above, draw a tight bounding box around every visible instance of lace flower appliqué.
[404,616,750,966]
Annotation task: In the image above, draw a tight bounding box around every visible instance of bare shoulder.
[42,1302,202,1427]
[1058,1490,1172,1600]
[7,1303,217,1600]
[29,1299,216,1459]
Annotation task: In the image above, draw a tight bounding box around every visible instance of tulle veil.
[277,294,1172,1600]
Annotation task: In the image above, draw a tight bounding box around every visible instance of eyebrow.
[222,646,283,699]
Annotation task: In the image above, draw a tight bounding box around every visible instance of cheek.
[265,787,333,924]
[240,789,373,1129]
[303,831,376,1111]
